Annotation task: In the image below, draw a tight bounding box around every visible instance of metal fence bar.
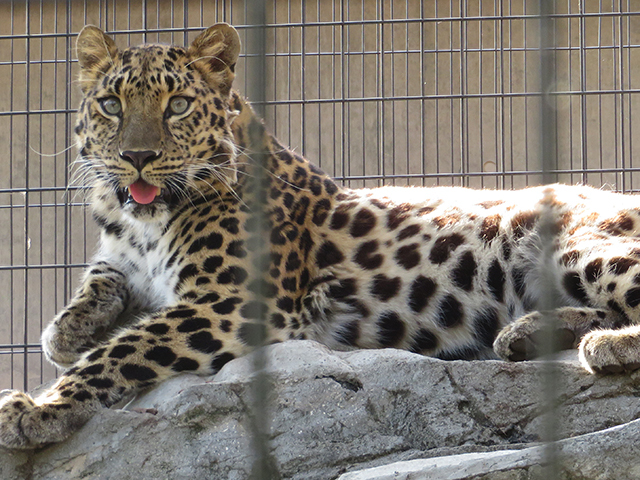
[539,2,561,478]
[244,2,277,478]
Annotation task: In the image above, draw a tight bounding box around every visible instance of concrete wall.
[2,0,640,390]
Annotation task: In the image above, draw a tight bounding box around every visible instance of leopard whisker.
[30,142,80,158]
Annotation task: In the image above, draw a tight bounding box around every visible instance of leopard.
[2,23,640,450]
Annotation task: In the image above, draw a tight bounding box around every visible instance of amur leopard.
[1,23,640,450]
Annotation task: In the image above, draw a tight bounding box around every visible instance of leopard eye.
[168,96,191,116]
[100,96,122,116]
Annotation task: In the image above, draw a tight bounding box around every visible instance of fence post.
[539,1,561,479]
[244,2,279,479]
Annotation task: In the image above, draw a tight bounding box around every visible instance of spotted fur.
[2,24,640,449]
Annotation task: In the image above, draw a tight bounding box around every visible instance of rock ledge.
[2,340,639,480]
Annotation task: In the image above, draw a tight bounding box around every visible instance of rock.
[338,419,640,480]
[1,340,639,480]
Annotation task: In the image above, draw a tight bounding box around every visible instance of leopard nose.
[120,150,161,171]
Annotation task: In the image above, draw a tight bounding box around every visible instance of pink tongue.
[129,179,160,205]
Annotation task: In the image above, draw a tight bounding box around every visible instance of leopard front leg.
[41,261,130,368]
[0,303,249,449]
[494,307,622,361]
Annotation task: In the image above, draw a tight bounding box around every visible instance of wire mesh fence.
[1,0,640,431]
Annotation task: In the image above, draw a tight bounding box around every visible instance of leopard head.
[74,24,241,221]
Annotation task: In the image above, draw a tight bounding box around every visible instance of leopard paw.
[0,390,39,450]
[41,321,95,367]
[579,329,640,374]
[494,312,576,361]
[0,387,95,450]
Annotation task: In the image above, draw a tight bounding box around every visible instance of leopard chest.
[100,222,178,312]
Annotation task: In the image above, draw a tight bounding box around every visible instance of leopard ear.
[187,23,240,95]
[76,25,118,72]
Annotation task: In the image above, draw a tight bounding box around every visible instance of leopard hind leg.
[493,306,624,362]
[497,226,640,374]
[579,325,640,373]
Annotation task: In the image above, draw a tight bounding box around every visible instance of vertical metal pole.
[459,0,466,186]
[578,1,588,185]
[244,2,279,479]
[623,1,633,191]
[9,0,17,389]
[539,1,557,186]
[23,0,31,391]
[618,1,628,191]
[63,0,74,386]
[38,0,44,384]
[539,1,561,479]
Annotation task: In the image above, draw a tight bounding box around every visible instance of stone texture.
[1,340,639,480]
[338,419,640,480]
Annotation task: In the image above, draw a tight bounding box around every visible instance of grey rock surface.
[1,340,639,480]
[338,418,640,480]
